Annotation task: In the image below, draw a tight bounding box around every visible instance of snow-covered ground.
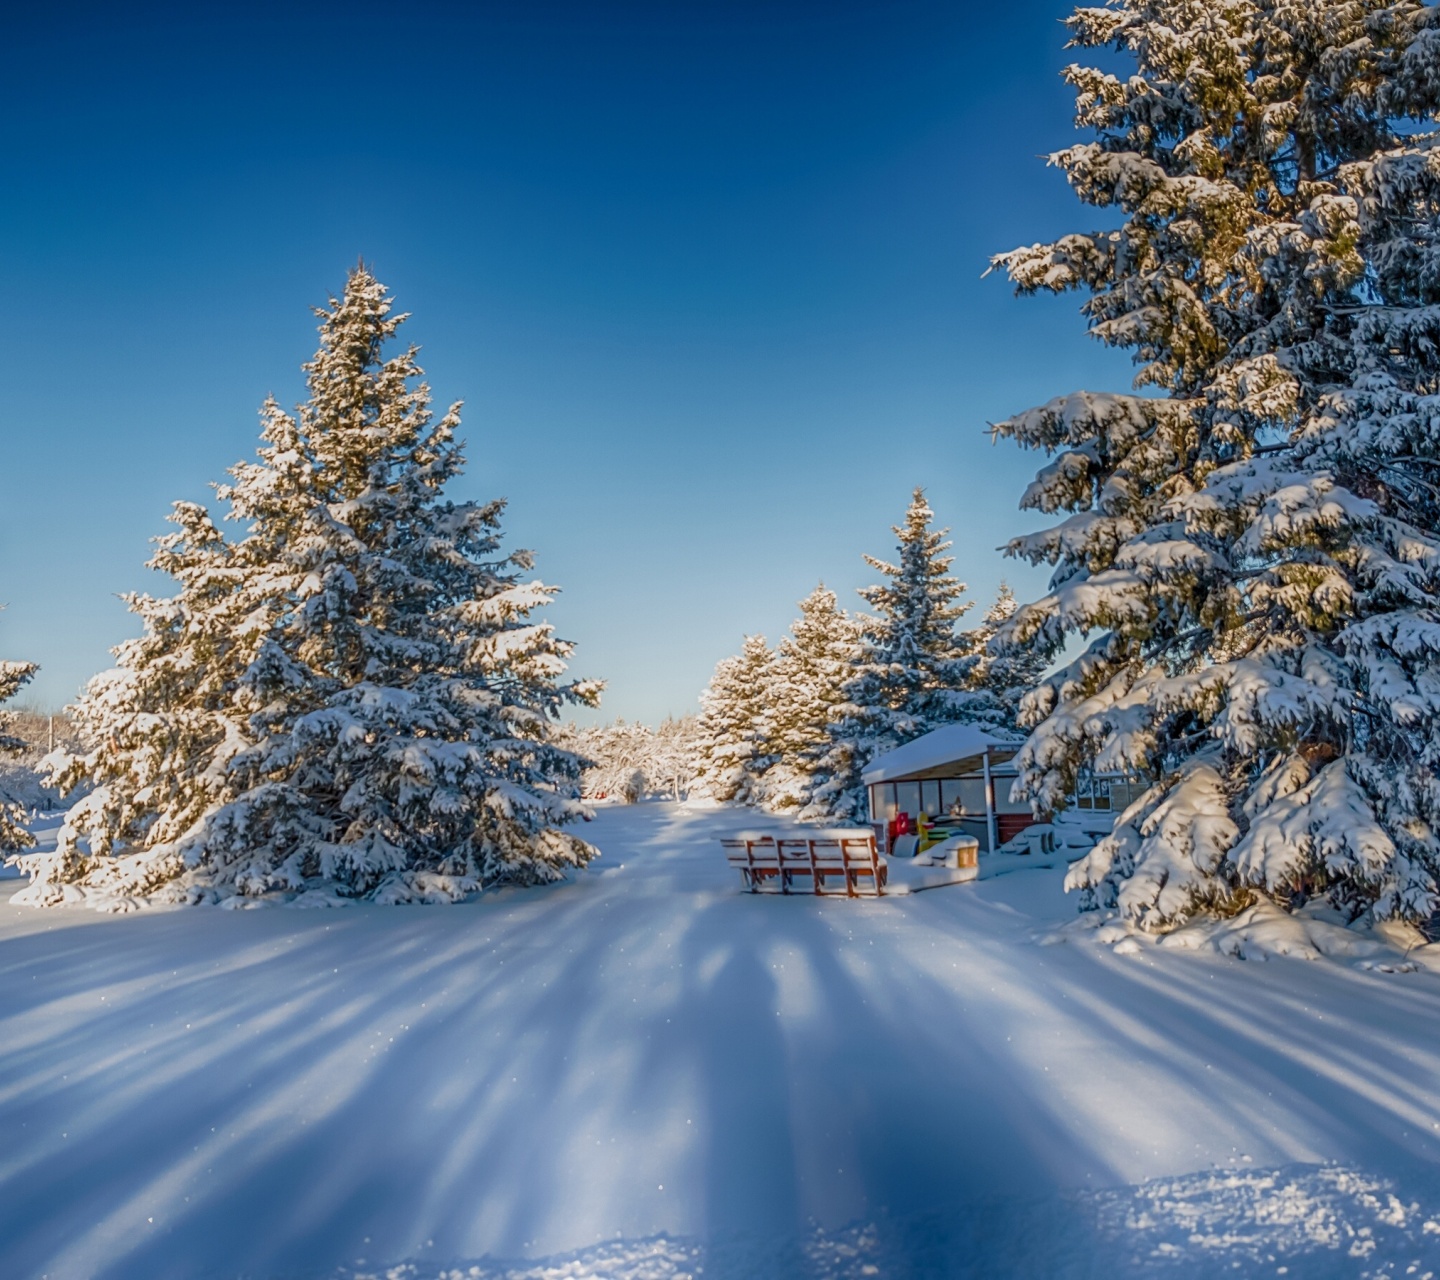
[4,803,1440,1279]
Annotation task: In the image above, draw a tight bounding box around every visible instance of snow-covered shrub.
[21,266,600,908]
[0,655,39,854]
[0,709,81,814]
[647,715,704,801]
[563,716,702,802]
[991,0,1440,928]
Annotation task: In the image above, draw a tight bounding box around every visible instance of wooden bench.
[721,833,783,892]
[723,829,887,897]
[777,838,817,893]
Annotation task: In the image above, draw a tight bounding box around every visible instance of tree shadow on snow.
[4,837,1440,1279]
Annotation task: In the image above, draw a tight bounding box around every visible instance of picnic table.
[720,829,888,897]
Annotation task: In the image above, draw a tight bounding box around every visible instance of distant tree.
[964,583,1049,732]
[568,719,653,803]
[811,489,993,820]
[564,715,702,803]
[763,584,863,814]
[648,715,703,801]
[21,266,599,908]
[694,635,775,804]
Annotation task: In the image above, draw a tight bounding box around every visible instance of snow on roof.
[861,724,1019,785]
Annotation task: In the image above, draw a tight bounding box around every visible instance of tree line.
[566,497,1044,817]
[687,494,1045,820]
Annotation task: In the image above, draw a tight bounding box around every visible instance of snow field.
[4,803,1440,1278]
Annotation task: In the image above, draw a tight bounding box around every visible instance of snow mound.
[1039,899,1440,971]
[329,1164,1440,1279]
[333,1235,701,1280]
[1090,1162,1440,1276]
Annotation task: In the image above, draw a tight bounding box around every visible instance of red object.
[888,812,912,843]
[997,813,1036,843]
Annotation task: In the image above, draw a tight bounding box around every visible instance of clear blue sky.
[2,0,1131,721]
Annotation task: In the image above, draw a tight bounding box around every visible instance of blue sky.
[2,0,1132,721]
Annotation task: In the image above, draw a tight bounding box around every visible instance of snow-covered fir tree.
[965,583,1050,731]
[0,643,38,856]
[811,490,994,820]
[21,266,600,908]
[693,635,775,804]
[762,584,863,813]
[848,488,979,733]
[990,0,1440,927]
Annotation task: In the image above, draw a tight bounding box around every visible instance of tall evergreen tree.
[811,490,991,820]
[693,635,775,804]
[21,266,600,908]
[990,0,1440,927]
[850,488,978,730]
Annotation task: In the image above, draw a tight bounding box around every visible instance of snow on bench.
[721,830,888,897]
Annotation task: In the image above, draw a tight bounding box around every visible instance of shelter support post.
[982,749,998,852]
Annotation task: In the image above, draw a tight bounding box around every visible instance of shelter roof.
[861,724,1021,785]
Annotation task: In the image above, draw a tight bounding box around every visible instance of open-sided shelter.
[862,724,1031,853]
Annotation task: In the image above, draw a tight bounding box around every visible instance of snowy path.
[4,803,1440,1279]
